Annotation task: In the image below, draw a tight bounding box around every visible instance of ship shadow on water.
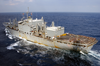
[7,39,93,66]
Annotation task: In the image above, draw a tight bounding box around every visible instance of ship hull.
[6,27,93,53]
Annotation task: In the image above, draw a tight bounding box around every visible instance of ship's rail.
[57,38,97,47]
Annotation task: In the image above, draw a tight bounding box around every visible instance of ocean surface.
[0,12,100,66]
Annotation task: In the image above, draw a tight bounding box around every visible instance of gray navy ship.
[3,9,98,54]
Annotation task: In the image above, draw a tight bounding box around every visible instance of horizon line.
[0,11,100,13]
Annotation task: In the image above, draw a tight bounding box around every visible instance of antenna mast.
[27,7,29,19]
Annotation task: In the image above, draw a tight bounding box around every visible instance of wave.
[6,41,19,50]
[5,28,13,39]
[88,50,100,60]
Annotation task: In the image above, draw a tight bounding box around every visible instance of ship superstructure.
[3,11,98,54]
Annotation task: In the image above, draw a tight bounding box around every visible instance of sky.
[0,0,100,13]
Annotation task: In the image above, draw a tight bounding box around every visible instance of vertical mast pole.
[27,7,29,19]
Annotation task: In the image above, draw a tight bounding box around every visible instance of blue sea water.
[0,12,100,66]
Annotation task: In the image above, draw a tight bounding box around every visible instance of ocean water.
[0,12,100,66]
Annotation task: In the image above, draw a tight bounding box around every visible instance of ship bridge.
[18,17,44,33]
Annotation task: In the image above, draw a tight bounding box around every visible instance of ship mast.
[27,7,29,19]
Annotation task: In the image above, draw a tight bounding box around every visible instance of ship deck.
[57,33,97,45]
